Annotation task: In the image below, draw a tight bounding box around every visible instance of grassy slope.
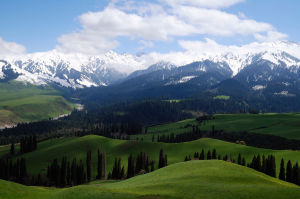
[0,81,74,125]
[1,160,300,199]
[0,135,299,178]
[136,113,300,141]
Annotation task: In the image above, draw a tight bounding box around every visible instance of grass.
[135,113,300,141]
[213,95,230,100]
[0,135,299,178]
[1,160,300,199]
[0,81,74,125]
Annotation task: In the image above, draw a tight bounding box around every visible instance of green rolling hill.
[0,81,75,126]
[0,135,299,178]
[0,160,299,199]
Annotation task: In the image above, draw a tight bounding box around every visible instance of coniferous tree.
[270,155,276,177]
[262,155,267,173]
[86,151,91,182]
[10,142,15,155]
[102,151,107,179]
[71,158,77,186]
[238,153,242,165]
[199,149,205,160]
[127,154,135,178]
[207,150,211,160]
[279,158,285,181]
[66,161,71,185]
[212,149,217,159]
[97,150,102,179]
[242,157,246,166]
[286,160,292,183]
[164,154,168,166]
[159,149,165,168]
[292,162,299,184]
[151,160,155,172]
[60,157,67,187]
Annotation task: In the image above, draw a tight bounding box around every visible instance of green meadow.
[0,81,74,125]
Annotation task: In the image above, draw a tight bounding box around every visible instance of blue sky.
[0,0,299,55]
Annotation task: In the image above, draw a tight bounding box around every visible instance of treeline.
[0,148,169,187]
[20,135,37,153]
[108,149,167,180]
[156,125,300,150]
[0,158,28,184]
[46,150,106,187]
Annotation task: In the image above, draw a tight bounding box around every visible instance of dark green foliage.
[60,157,67,187]
[199,149,205,160]
[159,149,167,168]
[86,151,92,182]
[96,150,106,180]
[111,158,123,179]
[20,135,37,154]
[279,158,285,181]
[127,154,135,178]
[286,160,292,183]
[207,150,211,160]
[249,154,276,178]
[238,153,242,165]
[292,163,299,185]
[212,149,217,159]
[10,142,15,155]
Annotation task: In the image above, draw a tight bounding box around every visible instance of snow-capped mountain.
[0,50,150,88]
[1,41,300,89]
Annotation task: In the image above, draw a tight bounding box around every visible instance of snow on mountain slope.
[1,41,300,88]
[0,50,152,88]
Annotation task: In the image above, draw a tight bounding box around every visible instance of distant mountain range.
[1,41,300,97]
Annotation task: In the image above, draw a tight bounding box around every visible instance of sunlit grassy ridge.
[0,160,299,199]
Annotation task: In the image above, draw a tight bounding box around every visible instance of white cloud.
[172,6,274,36]
[254,31,288,42]
[159,0,245,9]
[55,0,288,55]
[0,37,26,55]
[138,40,154,51]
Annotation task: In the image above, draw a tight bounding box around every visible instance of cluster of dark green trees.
[9,135,38,156]
[108,150,162,180]
[279,159,300,186]
[248,154,276,177]
[185,149,219,161]
[20,135,37,153]
[46,150,107,187]
[0,158,27,184]
[156,124,300,151]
